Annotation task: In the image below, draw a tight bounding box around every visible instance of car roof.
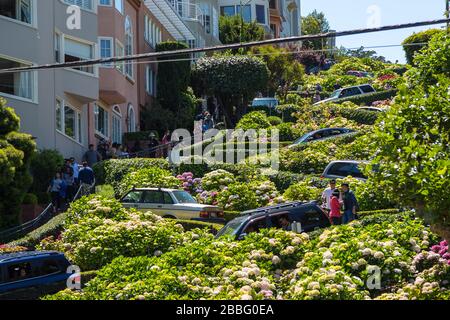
[341,84,373,90]
[307,128,353,135]
[239,201,316,218]
[130,188,182,192]
[0,251,64,263]
[327,160,368,165]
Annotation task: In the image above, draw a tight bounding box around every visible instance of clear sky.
[301,0,448,63]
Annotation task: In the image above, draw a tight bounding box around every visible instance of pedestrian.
[78,161,95,186]
[62,159,74,176]
[340,183,359,224]
[148,133,159,158]
[97,139,109,160]
[83,144,102,168]
[63,166,75,202]
[108,142,118,159]
[47,172,64,213]
[70,157,80,185]
[321,179,337,214]
[329,189,342,225]
[202,112,214,133]
[161,130,171,158]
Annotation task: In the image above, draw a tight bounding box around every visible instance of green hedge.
[276,104,303,122]
[269,171,306,192]
[339,107,379,125]
[358,208,401,217]
[332,89,397,105]
[176,219,223,234]
[93,158,171,195]
[8,212,67,248]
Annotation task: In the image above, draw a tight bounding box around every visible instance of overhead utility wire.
[0,18,448,74]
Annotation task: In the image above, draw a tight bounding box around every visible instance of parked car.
[314,84,376,105]
[356,106,385,112]
[216,201,330,240]
[0,251,71,300]
[251,98,279,110]
[347,70,374,78]
[321,160,368,181]
[289,128,356,148]
[121,187,225,223]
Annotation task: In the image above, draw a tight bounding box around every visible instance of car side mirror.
[237,233,248,241]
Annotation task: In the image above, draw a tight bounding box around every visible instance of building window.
[237,5,251,22]
[124,16,133,78]
[56,99,62,132]
[0,56,34,101]
[269,0,277,9]
[145,65,156,96]
[55,33,61,62]
[64,0,93,11]
[115,40,124,74]
[127,104,135,133]
[99,0,111,5]
[64,105,76,140]
[114,0,123,14]
[0,0,33,25]
[220,6,235,16]
[255,5,266,24]
[112,106,122,144]
[64,37,95,74]
[144,15,150,43]
[99,37,113,66]
[94,103,109,138]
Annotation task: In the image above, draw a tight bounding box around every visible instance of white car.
[314,84,376,105]
[121,188,225,222]
[251,98,279,109]
[356,106,385,112]
[321,160,368,181]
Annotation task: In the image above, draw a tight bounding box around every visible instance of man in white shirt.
[70,157,80,185]
[322,179,337,212]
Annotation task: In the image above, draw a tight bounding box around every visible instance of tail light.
[199,211,210,218]
[216,211,224,218]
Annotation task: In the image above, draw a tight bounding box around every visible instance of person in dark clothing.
[148,133,159,158]
[78,162,95,185]
[341,183,359,224]
[83,144,102,168]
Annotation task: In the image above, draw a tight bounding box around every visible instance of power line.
[0,18,448,74]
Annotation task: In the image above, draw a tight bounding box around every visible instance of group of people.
[321,179,359,225]
[83,140,131,168]
[47,158,95,214]
[196,111,215,133]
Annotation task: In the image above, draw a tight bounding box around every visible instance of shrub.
[280,145,331,175]
[276,104,304,122]
[117,167,180,197]
[201,169,235,191]
[95,158,171,196]
[29,149,64,194]
[8,212,67,248]
[267,116,282,126]
[236,111,271,130]
[402,29,444,65]
[339,107,379,125]
[268,171,306,192]
[95,185,115,198]
[276,122,298,141]
[217,182,259,211]
[283,180,322,202]
[22,193,38,205]
[331,89,397,105]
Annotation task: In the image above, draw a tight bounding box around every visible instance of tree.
[402,29,444,65]
[336,46,389,63]
[0,98,36,228]
[301,10,330,50]
[250,45,305,97]
[191,55,269,126]
[219,15,265,45]
[369,32,450,242]
[155,41,191,113]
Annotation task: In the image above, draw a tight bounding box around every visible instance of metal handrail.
[168,0,205,25]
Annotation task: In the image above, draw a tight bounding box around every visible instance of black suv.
[216,201,330,240]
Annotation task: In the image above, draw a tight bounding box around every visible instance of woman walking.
[329,189,342,226]
[63,166,75,202]
[48,172,64,214]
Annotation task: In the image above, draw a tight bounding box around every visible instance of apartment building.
[217,0,300,38]
[0,0,99,159]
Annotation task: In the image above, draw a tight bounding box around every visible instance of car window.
[39,259,62,277]
[163,192,174,204]
[243,218,267,234]
[172,191,197,204]
[330,129,345,135]
[217,216,247,237]
[328,163,366,178]
[122,191,142,203]
[6,262,35,283]
[299,207,326,225]
[142,191,163,204]
[360,85,375,93]
[329,90,341,99]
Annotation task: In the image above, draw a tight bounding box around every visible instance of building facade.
[0,0,99,160]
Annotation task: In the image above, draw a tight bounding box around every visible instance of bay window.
[0,56,35,101]
[124,16,133,78]
[64,0,93,11]
[64,37,95,74]
[115,40,125,74]
[112,106,122,144]
[94,103,109,137]
[0,0,33,25]
[56,99,83,144]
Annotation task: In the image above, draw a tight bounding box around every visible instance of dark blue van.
[0,251,71,300]
[216,201,331,240]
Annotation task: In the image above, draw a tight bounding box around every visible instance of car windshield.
[329,90,341,99]
[293,132,313,144]
[216,216,247,237]
[253,99,277,107]
[172,191,197,204]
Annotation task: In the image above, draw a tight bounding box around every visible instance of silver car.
[321,160,368,181]
[121,188,225,222]
[314,84,376,105]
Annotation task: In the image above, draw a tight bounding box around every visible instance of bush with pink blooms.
[176,172,203,195]
[430,240,450,265]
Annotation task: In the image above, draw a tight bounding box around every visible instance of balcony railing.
[167,0,205,25]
